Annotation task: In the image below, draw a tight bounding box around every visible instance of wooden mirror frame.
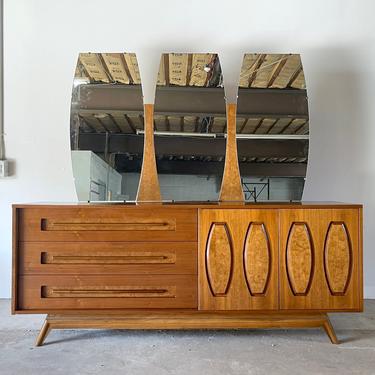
[136,103,244,203]
[136,104,161,203]
[219,103,244,203]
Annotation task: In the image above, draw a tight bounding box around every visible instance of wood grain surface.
[280,209,361,311]
[199,208,278,310]
[219,103,244,202]
[136,104,162,202]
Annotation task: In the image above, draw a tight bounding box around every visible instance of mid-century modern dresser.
[12,52,363,346]
[12,202,362,345]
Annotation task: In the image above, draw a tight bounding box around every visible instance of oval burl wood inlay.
[324,222,352,295]
[206,223,233,296]
[243,223,271,295]
[286,222,314,296]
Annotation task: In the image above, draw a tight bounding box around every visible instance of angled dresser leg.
[35,317,52,346]
[322,314,339,344]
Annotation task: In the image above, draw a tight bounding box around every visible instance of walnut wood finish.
[199,209,279,310]
[18,207,197,242]
[35,312,338,346]
[35,320,51,346]
[19,242,197,275]
[136,104,161,202]
[324,222,352,295]
[244,223,271,295]
[219,103,244,202]
[280,209,361,311]
[18,275,197,310]
[12,204,362,345]
[12,206,19,314]
[205,223,233,296]
[286,222,314,296]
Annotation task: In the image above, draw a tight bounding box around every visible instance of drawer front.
[18,207,197,242]
[19,242,197,275]
[18,275,197,310]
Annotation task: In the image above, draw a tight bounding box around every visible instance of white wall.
[1,0,375,297]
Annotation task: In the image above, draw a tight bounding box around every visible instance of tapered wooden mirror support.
[219,103,244,202]
[136,104,162,203]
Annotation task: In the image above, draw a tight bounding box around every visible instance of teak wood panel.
[280,209,361,311]
[199,209,278,310]
[286,223,314,296]
[205,223,233,296]
[324,222,352,295]
[18,207,197,242]
[18,275,197,310]
[136,104,162,202]
[244,223,271,295]
[18,242,197,275]
[35,312,338,346]
[219,104,244,202]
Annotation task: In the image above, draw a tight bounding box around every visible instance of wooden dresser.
[12,202,363,345]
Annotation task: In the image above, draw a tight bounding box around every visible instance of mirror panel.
[236,53,309,201]
[153,53,226,201]
[70,52,143,201]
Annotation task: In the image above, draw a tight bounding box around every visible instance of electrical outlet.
[0,160,9,177]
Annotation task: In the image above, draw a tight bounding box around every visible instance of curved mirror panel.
[70,53,143,201]
[153,53,226,201]
[236,53,309,201]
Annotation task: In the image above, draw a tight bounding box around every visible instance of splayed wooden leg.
[33,312,341,346]
[322,314,339,344]
[35,318,51,346]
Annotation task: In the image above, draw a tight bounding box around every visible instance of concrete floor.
[0,300,375,375]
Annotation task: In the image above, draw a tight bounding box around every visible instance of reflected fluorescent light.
[137,130,216,138]
[232,134,309,140]
[94,113,108,119]
[136,130,307,140]
[73,78,90,87]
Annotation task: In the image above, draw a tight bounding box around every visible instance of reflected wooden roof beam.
[248,54,266,87]
[79,53,110,83]
[267,55,288,87]
[287,66,303,88]
[101,53,130,84]
[78,115,97,133]
[123,114,136,134]
[115,156,307,177]
[79,133,308,159]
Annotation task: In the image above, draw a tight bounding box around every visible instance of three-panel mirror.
[70,52,308,202]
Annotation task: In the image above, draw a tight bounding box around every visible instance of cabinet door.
[199,209,278,310]
[280,209,361,311]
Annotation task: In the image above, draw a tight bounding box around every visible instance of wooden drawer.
[17,207,197,242]
[17,275,197,311]
[18,242,197,275]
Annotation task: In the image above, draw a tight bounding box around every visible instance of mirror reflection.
[70,52,144,201]
[153,53,226,201]
[70,52,309,202]
[236,53,308,201]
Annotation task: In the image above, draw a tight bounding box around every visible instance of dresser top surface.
[12,201,363,209]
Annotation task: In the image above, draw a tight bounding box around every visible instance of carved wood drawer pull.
[41,286,176,298]
[40,219,176,231]
[40,252,176,265]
